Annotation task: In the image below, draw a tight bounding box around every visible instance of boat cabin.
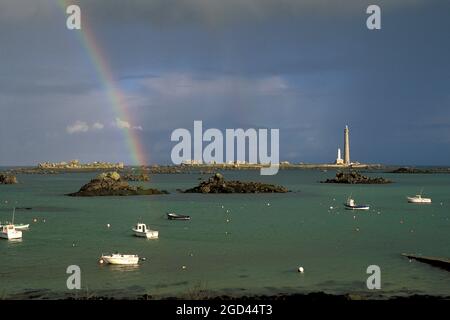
[135,223,148,232]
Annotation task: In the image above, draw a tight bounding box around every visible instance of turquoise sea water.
[0,169,449,299]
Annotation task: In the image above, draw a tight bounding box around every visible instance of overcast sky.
[1,0,449,165]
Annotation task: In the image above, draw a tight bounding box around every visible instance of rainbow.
[58,1,148,166]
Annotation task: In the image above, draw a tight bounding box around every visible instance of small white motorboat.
[0,224,23,240]
[132,223,159,239]
[344,197,370,210]
[407,194,432,204]
[100,253,140,265]
[167,212,191,220]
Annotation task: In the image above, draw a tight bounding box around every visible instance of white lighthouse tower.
[335,148,344,165]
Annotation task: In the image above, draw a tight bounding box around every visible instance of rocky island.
[67,172,167,196]
[122,172,150,181]
[39,159,124,170]
[389,167,450,174]
[0,173,18,184]
[322,171,392,184]
[184,173,289,193]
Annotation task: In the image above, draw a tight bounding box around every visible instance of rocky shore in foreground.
[184,173,289,193]
[4,289,449,301]
[322,171,392,184]
[67,172,167,196]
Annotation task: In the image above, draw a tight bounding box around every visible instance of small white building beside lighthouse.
[335,148,344,165]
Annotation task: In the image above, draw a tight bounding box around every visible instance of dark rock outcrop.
[0,173,18,184]
[389,167,450,174]
[322,171,392,184]
[67,172,167,196]
[184,173,289,193]
[122,173,150,181]
[402,254,450,272]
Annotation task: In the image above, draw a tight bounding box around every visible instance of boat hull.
[133,229,159,239]
[0,230,22,240]
[407,197,431,203]
[344,204,370,210]
[167,213,191,220]
[101,255,139,265]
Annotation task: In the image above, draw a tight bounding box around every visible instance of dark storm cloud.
[0,0,449,165]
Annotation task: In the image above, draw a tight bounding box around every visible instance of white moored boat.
[0,225,22,240]
[100,253,140,265]
[132,223,159,239]
[344,197,370,210]
[407,194,432,204]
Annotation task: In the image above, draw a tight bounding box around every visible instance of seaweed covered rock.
[122,172,150,181]
[0,173,18,184]
[322,171,391,184]
[67,171,167,196]
[184,173,289,193]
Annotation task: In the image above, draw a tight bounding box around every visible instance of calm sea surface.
[0,169,449,298]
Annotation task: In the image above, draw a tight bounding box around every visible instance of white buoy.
[182,265,187,270]
[329,206,333,210]
[298,267,304,273]
[107,223,111,228]
[99,259,104,264]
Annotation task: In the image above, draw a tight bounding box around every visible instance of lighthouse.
[335,148,343,165]
[344,125,350,165]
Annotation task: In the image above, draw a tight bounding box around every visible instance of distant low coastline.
[8,161,450,176]
[9,161,386,175]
